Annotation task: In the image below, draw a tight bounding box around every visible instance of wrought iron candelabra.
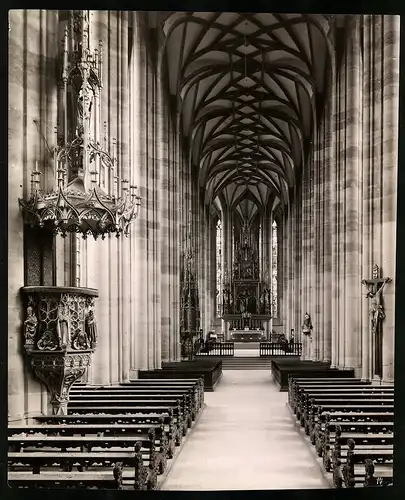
[18,10,141,239]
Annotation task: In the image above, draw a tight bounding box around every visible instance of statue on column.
[302,312,313,341]
[86,308,98,348]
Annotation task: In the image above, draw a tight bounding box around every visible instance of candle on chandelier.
[122,179,129,192]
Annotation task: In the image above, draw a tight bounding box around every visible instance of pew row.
[9,378,206,490]
[287,377,394,488]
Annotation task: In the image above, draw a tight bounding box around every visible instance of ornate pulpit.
[21,286,99,415]
[16,11,141,416]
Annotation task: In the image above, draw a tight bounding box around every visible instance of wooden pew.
[69,392,195,426]
[67,403,188,439]
[288,378,390,412]
[361,459,393,487]
[288,379,372,411]
[323,411,394,423]
[8,464,124,489]
[314,413,393,488]
[294,387,393,421]
[298,393,393,430]
[9,421,174,460]
[36,412,182,447]
[67,399,190,438]
[71,386,201,416]
[8,434,158,490]
[333,439,393,488]
[74,378,205,409]
[288,377,394,490]
[121,377,205,400]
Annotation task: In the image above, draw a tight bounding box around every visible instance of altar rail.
[195,342,235,357]
[259,342,302,356]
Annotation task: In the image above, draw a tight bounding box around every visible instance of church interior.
[8,10,399,490]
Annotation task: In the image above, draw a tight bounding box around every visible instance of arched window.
[216,219,222,317]
[271,220,278,317]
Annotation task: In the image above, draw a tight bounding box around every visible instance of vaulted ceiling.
[161,13,333,217]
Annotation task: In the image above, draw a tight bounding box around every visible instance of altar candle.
[35,161,39,172]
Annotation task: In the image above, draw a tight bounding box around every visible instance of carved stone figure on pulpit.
[24,306,38,348]
[73,328,90,350]
[86,308,98,348]
[56,304,70,349]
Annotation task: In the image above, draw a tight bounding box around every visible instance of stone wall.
[283,15,399,381]
[8,9,59,422]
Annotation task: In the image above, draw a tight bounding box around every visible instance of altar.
[230,329,265,342]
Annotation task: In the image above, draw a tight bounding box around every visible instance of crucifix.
[361,264,391,378]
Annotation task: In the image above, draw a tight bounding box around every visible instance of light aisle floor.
[161,370,329,491]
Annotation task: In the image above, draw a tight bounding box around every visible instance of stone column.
[145,27,161,370]
[119,11,130,382]
[381,15,399,383]
[159,55,171,363]
[322,98,333,363]
[343,18,362,373]
[360,16,372,381]
[330,59,339,369]
[173,111,182,362]
[9,9,29,421]
[131,11,148,371]
[312,130,321,361]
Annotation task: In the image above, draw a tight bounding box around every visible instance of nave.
[162,370,328,490]
[8,9,399,493]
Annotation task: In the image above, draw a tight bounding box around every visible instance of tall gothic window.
[272,220,278,317]
[216,219,222,317]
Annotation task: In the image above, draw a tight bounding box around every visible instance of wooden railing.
[195,342,235,357]
[259,342,302,356]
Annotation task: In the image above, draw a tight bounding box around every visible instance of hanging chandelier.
[18,10,141,239]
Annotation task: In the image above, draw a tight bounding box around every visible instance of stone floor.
[161,370,329,491]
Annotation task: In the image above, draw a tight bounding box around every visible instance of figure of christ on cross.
[361,265,392,337]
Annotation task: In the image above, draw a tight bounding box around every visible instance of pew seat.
[9,423,175,458]
[8,467,123,489]
[325,412,394,422]
[66,406,187,438]
[353,465,393,487]
[36,413,181,443]
[9,434,163,453]
[317,404,394,412]
[9,450,150,471]
[323,421,393,432]
[329,433,394,446]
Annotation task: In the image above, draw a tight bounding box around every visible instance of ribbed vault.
[161,12,333,212]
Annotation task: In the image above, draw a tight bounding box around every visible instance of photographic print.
[8,10,398,491]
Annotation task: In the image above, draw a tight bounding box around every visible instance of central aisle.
[162,370,329,491]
